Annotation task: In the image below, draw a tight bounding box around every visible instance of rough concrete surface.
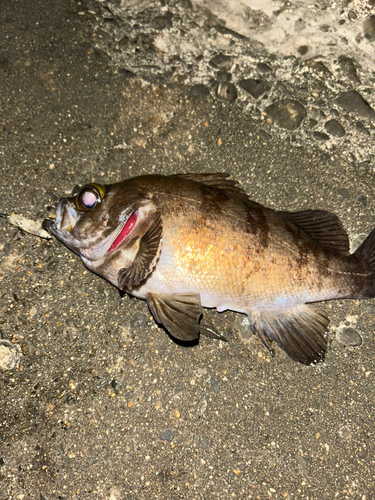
[1,0,375,499]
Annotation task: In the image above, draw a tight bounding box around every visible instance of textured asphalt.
[1,1,375,499]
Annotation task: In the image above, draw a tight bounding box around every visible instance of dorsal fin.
[174,173,249,200]
[279,209,350,255]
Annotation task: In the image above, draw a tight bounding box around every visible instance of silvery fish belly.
[44,173,375,365]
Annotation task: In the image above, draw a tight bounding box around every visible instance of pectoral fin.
[118,214,162,290]
[249,304,329,365]
[146,292,203,341]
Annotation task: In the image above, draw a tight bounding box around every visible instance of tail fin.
[353,228,375,298]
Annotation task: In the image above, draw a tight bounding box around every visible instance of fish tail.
[352,228,375,298]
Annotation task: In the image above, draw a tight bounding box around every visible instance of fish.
[43,173,375,365]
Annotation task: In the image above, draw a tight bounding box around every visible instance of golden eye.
[75,184,106,211]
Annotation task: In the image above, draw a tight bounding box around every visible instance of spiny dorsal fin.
[146,292,203,341]
[249,304,329,365]
[279,209,350,255]
[174,173,249,200]
[117,214,162,290]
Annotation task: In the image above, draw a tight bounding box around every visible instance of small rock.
[118,35,129,47]
[337,187,350,200]
[338,55,360,84]
[336,328,362,347]
[0,340,22,372]
[153,15,173,30]
[118,68,136,79]
[209,53,233,70]
[216,70,231,82]
[210,377,220,394]
[190,84,210,97]
[216,82,237,103]
[213,25,246,40]
[111,379,120,393]
[199,437,209,450]
[357,195,367,208]
[298,45,309,56]
[338,425,351,440]
[256,62,272,75]
[235,315,253,341]
[335,90,375,121]
[239,79,268,98]
[67,395,76,406]
[363,15,375,40]
[130,312,148,329]
[265,99,307,130]
[355,121,370,136]
[324,119,346,137]
[159,429,175,442]
[313,131,330,141]
[306,60,331,75]
[348,10,357,21]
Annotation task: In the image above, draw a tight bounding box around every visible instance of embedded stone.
[265,99,307,130]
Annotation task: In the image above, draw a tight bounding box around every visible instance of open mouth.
[107,210,138,254]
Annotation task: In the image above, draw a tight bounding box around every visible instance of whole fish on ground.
[43,173,375,365]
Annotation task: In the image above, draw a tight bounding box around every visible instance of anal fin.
[147,292,203,342]
[249,304,329,365]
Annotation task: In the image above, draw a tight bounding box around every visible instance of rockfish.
[43,173,375,365]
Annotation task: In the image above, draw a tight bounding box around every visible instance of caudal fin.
[353,228,375,298]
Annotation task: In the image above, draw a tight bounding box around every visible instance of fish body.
[44,173,375,364]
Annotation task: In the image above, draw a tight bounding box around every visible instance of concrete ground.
[1,0,375,499]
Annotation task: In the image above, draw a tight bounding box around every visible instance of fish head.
[45,179,160,286]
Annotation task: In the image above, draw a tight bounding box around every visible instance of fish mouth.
[107,210,138,254]
[80,209,138,261]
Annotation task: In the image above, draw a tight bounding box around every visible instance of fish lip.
[80,209,138,261]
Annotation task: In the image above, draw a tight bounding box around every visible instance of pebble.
[239,78,268,99]
[0,340,22,372]
[336,328,362,347]
[216,82,237,103]
[130,312,148,328]
[338,55,360,84]
[363,15,375,41]
[335,90,375,120]
[153,15,173,30]
[216,70,231,82]
[355,121,370,136]
[199,437,210,450]
[265,99,307,130]
[210,377,220,394]
[67,395,76,406]
[324,119,345,137]
[235,315,253,341]
[313,131,330,141]
[159,429,175,442]
[111,379,120,393]
[190,83,210,97]
[357,195,367,208]
[118,68,136,79]
[213,25,246,40]
[256,62,272,75]
[209,53,233,71]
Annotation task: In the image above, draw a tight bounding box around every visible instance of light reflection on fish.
[43,173,375,365]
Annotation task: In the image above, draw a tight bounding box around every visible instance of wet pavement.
[1,0,375,499]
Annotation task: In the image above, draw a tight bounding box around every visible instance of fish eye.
[75,185,104,211]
